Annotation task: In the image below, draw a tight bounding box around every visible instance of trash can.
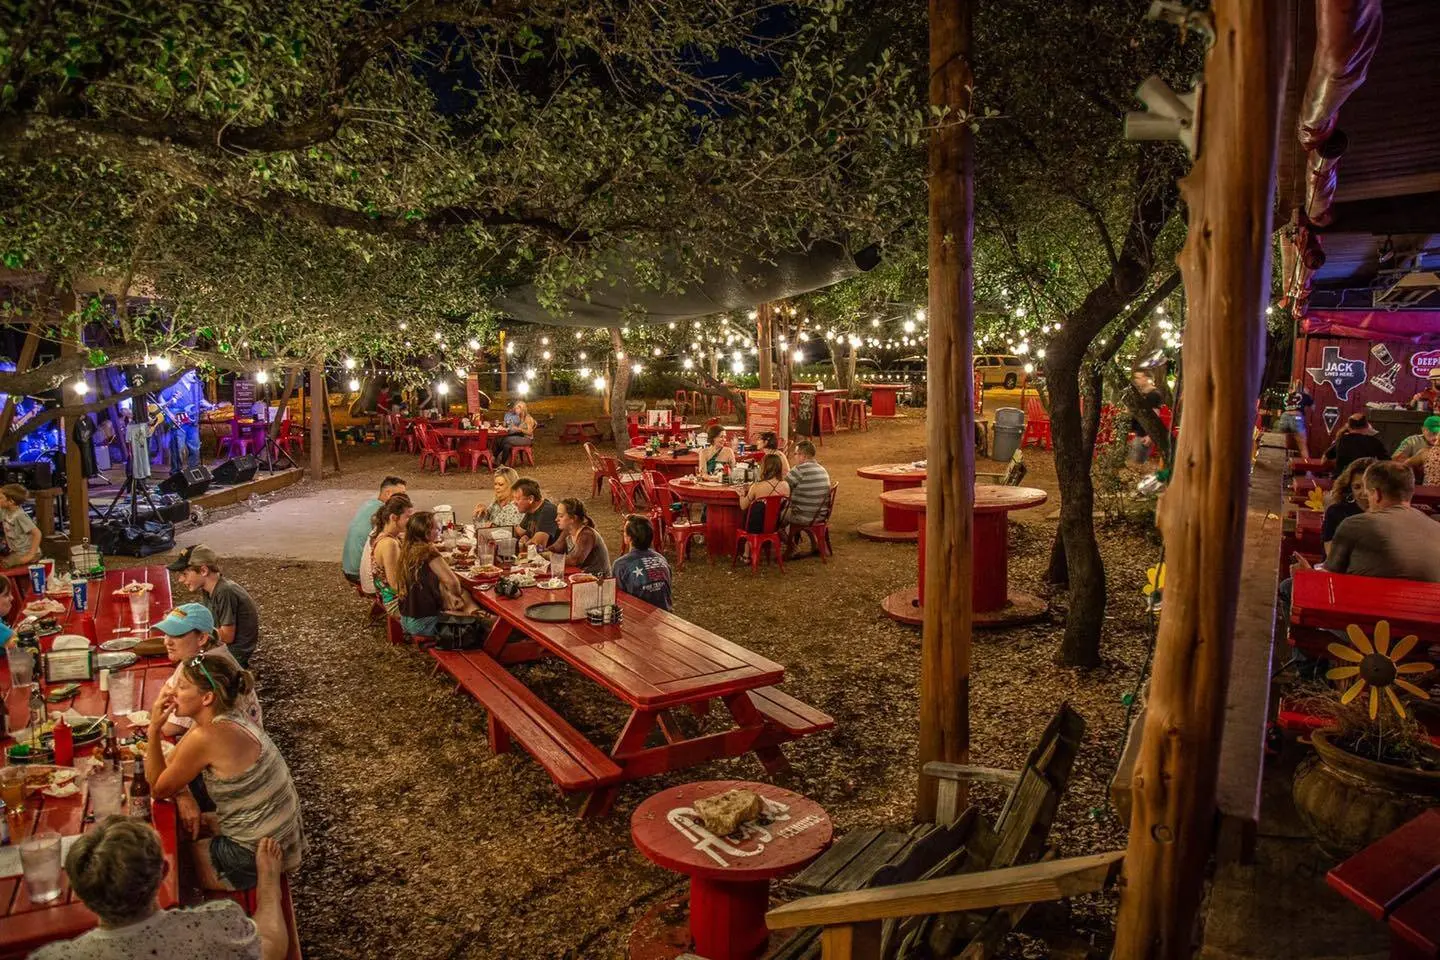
[991,406,1025,461]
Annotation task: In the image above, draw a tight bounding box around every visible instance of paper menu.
[570,577,618,620]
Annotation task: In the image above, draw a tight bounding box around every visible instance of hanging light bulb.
[683,358,694,370]
[731,360,745,374]
[348,378,361,392]
[153,356,172,372]
[432,332,442,341]
[747,310,758,321]
[578,351,588,361]
[1265,305,1275,316]
[593,376,607,391]
[792,350,804,364]
[652,347,662,357]
[578,366,591,379]
[631,363,643,375]
[1036,348,1046,360]
[71,380,89,396]
[573,330,583,340]
[435,381,449,395]
[668,322,676,330]
[526,369,537,379]
[515,380,529,395]
[540,337,549,346]
[848,335,861,348]
[750,346,758,355]
[542,351,552,360]
[616,351,625,360]
[903,320,916,334]
[344,357,357,370]
[255,369,270,384]
[455,367,467,378]
[504,342,514,355]
[915,308,926,322]
[1014,306,1027,318]
[799,331,809,341]
[1023,363,1035,375]
[399,322,409,331]
[621,326,630,335]
[468,339,480,351]
[871,318,881,328]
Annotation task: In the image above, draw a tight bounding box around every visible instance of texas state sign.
[1306,346,1368,401]
[1411,349,1440,380]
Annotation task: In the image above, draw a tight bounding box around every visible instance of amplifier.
[158,465,212,498]
[1,460,53,490]
[213,455,259,484]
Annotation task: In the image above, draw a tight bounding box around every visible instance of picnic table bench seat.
[430,648,623,793]
[746,686,836,738]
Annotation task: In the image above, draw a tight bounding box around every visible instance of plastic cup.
[89,771,123,818]
[479,543,495,567]
[0,767,27,815]
[128,592,150,629]
[549,552,566,580]
[108,671,137,717]
[6,644,34,687]
[19,831,63,904]
[28,563,46,595]
[71,577,89,612]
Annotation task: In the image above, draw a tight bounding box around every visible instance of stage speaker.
[1,460,53,490]
[158,465,212,498]
[213,455,259,484]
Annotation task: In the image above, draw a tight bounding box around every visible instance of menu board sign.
[232,377,255,410]
[745,389,789,442]
[466,374,482,414]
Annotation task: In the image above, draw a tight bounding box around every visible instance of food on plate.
[568,573,598,584]
[22,598,66,617]
[473,564,503,577]
[42,780,80,798]
[126,711,151,727]
[112,581,155,597]
[127,739,175,761]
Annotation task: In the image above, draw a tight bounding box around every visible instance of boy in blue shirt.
[612,515,673,611]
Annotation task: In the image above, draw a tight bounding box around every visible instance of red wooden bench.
[1327,809,1440,959]
[745,686,836,738]
[429,648,623,793]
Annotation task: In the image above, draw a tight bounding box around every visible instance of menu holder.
[571,576,618,622]
[43,648,95,683]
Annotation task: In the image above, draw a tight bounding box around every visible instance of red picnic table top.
[878,484,1049,515]
[2,566,179,957]
[856,462,927,483]
[1327,809,1440,957]
[1290,570,1440,648]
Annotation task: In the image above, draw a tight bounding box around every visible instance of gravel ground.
[121,395,1161,959]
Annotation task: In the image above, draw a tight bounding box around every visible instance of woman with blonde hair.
[145,655,305,891]
[496,401,536,465]
[473,466,522,529]
[396,511,481,637]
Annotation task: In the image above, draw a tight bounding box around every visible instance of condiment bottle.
[98,668,110,692]
[52,714,73,766]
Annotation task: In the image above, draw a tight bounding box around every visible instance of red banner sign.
[745,389,788,443]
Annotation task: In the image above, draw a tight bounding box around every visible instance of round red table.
[855,463,927,542]
[880,484,1049,628]
[863,382,909,418]
[630,780,832,960]
[668,476,744,560]
[626,446,704,481]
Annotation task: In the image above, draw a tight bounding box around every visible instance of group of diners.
[341,472,677,632]
[690,429,834,558]
[1315,410,1440,485]
[27,546,302,959]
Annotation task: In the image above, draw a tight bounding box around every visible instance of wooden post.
[607,328,632,456]
[917,0,977,823]
[58,294,90,544]
[309,363,324,479]
[321,377,342,473]
[1113,4,1288,957]
[757,303,774,390]
[498,330,508,394]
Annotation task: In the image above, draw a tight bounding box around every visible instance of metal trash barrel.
[991,407,1025,461]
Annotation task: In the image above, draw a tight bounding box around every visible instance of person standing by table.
[168,545,261,668]
[549,498,611,577]
[1297,461,1440,582]
[512,478,559,549]
[30,817,291,960]
[496,400,536,465]
[1323,413,1390,475]
[0,482,41,568]
[145,656,306,892]
[342,475,406,585]
[613,515,673,610]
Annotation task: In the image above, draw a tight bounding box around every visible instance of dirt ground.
[131,393,1163,959]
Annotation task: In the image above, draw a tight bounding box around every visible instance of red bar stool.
[816,402,837,435]
[510,445,535,467]
[845,399,868,431]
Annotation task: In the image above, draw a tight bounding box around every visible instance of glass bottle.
[128,758,151,822]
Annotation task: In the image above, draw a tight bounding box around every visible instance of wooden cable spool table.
[668,476,744,560]
[855,462,927,542]
[629,780,832,960]
[862,382,909,418]
[880,484,1050,628]
[625,446,702,482]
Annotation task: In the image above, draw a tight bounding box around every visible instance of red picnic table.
[1291,476,1440,509]
[1288,456,1333,476]
[433,581,833,817]
[2,565,180,958]
[629,780,832,960]
[1327,809,1440,960]
[855,462,927,542]
[862,382,909,418]
[626,446,703,482]
[1289,570,1440,655]
[668,475,745,560]
[880,485,1049,628]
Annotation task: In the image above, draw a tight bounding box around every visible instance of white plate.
[537,578,567,590]
[96,652,138,670]
[100,638,140,651]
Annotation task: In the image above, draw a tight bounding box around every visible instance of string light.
[652,347,662,357]
[455,367,467,377]
[515,380,529,395]
[903,320,916,334]
[668,322,676,330]
[432,332,442,341]
[579,367,590,378]
[343,357,357,370]
[348,378,361,392]
[542,351,552,360]
[631,363,643,375]
[468,339,480,351]
[731,360,745,374]
[574,330,583,340]
[504,342,514,355]
[540,337,549,346]
[915,308,926,322]
[792,350,804,364]
[593,375,607,391]
[683,358,694,370]
[153,356,172,372]
[71,380,89,396]
[435,381,449,395]
[526,369,537,379]
[399,322,408,330]
[871,318,881,328]
[578,351,587,361]
[255,369,270,384]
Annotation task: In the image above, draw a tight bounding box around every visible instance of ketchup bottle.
[52,715,74,767]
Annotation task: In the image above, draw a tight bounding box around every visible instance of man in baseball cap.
[1396,414,1440,475]
[166,544,260,666]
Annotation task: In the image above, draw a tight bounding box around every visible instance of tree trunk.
[1049,359,1107,667]
[498,331,508,394]
[607,328,632,456]
[757,303,774,390]
[1114,3,1287,956]
[845,342,858,390]
[309,363,325,479]
[917,0,976,824]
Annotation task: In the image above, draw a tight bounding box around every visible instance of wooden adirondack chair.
[767,704,1104,960]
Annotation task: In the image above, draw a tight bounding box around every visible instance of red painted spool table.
[855,463,927,542]
[879,485,1049,627]
[668,476,745,561]
[862,382,909,418]
[630,780,832,960]
[626,446,703,482]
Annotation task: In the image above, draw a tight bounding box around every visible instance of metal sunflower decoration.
[1327,621,1435,720]
[1142,562,1165,613]
[1304,487,1326,512]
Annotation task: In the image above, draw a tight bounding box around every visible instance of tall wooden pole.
[917,0,976,823]
[498,331,508,394]
[1114,4,1288,956]
[756,303,774,390]
[309,363,325,479]
[59,294,90,544]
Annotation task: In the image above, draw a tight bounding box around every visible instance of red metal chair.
[465,441,495,472]
[509,443,535,467]
[733,495,789,572]
[816,401,838,435]
[655,483,705,568]
[1020,395,1052,450]
[597,455,644,512]
[788,482,838,562]
[273,414,305,457]
[583,442,607,498]
[417,424,461,474]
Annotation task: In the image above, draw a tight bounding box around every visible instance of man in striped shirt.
[784,441,832,558]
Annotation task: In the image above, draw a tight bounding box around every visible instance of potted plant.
[1291,621,1440,858]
